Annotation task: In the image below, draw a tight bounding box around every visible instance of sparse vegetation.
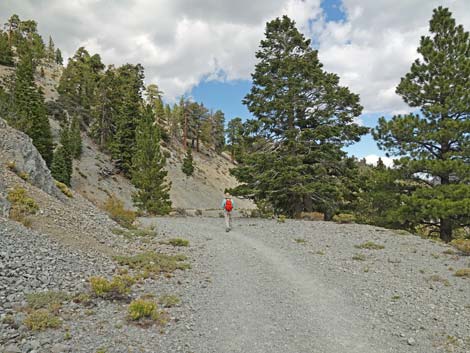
[103,195,136,228]
[277,215,286,223]
[354,241,384,250]
[113,252,190,275]
[352,253,366,261]
[391,295,401,301]
[454,268,470,278]
[26,291,70,310]
[451,239,470,255]
[24,309,61,331]
[332,213,355,223]
[294,238,306,244]
[112,227,157,238]
[128,299,168,326]
[166,238,189,247]
[7,186,39,226]
[89,275,135,299]
[55,180,73,197]
[159,295,180,308]
[429,275,451,287]
[442,249,456,255]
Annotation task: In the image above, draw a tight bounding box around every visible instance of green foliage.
[24,309,61,331]
[128,299,158,320]
[166,238,189,247]
[372,7,470,242]
[451,239,470,255]
[131,106,172,215]
[0,32,14,66]
[10,53,53,166]
[332,213,356,223]
[229,16,367,217]
[181,148,194,177]
[158,295,180,308]
[113,252,190,274]
[352,254,366,261]
[89,275,135,299]
[354,241,385,250]
[26,291,70,310]
[7,186,38,226]
[103,195,136,228]
[51,146,71,185]
[55,181,73,198]
[454,269,470,277]
[70,116,82,159]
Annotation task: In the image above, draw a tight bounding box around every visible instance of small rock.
[407,337,416,346]
[3,344,21,353]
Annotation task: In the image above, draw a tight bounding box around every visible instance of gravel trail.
[146,217,470,353]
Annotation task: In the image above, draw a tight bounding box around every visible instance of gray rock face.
[0,118,60,198]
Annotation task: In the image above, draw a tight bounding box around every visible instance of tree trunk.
[440,218,452,243]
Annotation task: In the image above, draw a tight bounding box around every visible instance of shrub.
[159,295,180,308]
[451,239,470,255]
[294,238,306,244]
[24,309,61,331]
[26,291,70,310]
[7,186,39,226]
[72,292,92,306]
[352,254,366,261]
[6,161,16,171]
[18,171,29,181]
[354,241,385,250]
[128,299,168,326]
[113,252,190,275]
[55,181,73,198]
[454,268,470,277]
[277,215,287,223]
[167,238,189,247]
[103,195,136,228]
[112,227,156,238]
[89,275,135,299]
[332,213,356,223]
[428,275,451,286]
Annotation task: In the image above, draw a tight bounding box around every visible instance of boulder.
[0,118,60,198]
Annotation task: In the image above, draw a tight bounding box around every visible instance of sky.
[1,0,469,165]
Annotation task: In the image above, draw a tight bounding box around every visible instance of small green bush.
[354,241,384,250]
[451,239,470,255]
[352,253,366,261]
[114,252,190,275]
[294,238,306,244]
[167,238,189,247]
[454,268,470,277]
[277,215,287,223]
[104,195,136,228]
[26,291,70,310]
[24,309,61,331]
[159,295,180,308]
[7,186,39,226]
[89,275,135,298]
[55,181,73,198]
[128,299,168,326]
[332,213,356,223]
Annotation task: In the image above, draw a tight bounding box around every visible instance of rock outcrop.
[0,118,60,198]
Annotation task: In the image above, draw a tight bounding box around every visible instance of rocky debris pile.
[0,216,195,353]
[0,119,60,198]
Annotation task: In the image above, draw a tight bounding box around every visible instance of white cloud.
[317,0,470,114]
[364,155,395,168]
[1,0,469,112]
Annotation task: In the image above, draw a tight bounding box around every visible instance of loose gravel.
[2,215,470,353]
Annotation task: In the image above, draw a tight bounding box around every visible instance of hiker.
[221,193,234,232]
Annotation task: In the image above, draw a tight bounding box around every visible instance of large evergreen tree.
[230,16,366,217]
[182,147,194,177]
[10,53,53,166]
[131,106,172,215]
[373,7,470,242]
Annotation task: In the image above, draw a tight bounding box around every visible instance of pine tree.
[11,53,53,166]
[226,117,244,162]
[59,126,73,182]
[182,148,194,177]
[230,16,366,217]
[212,110,225,153]
[373,7,470,242]
[55,48,63,65]
[0,31,14,66]
[51,146,70,185]
[131,106,172,215]
[47,36,55,62]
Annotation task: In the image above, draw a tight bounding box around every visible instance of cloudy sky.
[1,0,469,164]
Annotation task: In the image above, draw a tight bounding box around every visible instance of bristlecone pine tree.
[131,106,172,215]
[373,7,470,242]
[230,16,367,218]
[182,148,194,177]
[51,146,70,185]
